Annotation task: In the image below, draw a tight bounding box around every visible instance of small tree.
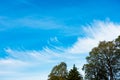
[48,62,68,80]
[67,64,83,80]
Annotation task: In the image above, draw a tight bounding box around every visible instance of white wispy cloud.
[0,16,64,30]
[0,16,82,36]
[1,20,120,80]
[2,48,85,80]
[67,20,120,54]
[17,17,64,29]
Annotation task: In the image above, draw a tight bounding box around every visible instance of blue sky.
[0,0,120,80]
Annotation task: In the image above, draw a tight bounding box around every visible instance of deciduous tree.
[83,38,120,80]
[48,62,68,80]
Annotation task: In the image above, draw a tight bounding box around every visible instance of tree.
[114,36,120,79]
[83,62,108,80]
[48,62,68,80]
[67,64,83,80]
[83,39,120,80]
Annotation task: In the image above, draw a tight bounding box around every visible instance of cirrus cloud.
[67,20,120,54]
[1,20,120,80]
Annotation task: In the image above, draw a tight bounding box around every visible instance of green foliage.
[83,36,120,80]
[48,62,68,80]
[67,64,83,80]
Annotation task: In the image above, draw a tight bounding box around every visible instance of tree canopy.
[48,62,83,80]
[48,62,68,80]
[83,36,120,80]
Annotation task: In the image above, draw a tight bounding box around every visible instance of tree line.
[48,36,120,80]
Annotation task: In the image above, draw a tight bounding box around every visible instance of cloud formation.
[68,20,120,54]
[1,20,120,80]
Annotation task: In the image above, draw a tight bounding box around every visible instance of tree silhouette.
[67,64,83,80]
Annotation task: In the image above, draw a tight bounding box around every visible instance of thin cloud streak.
[0,16,63,30]
[0,16,82,36]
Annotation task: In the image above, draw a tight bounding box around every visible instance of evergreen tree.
[67,64,83,80]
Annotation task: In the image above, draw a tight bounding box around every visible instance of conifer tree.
[67,64,83,80]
